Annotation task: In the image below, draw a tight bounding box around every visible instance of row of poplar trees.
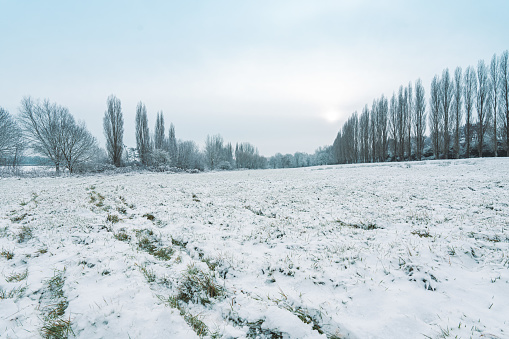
[332,51,509,163]
[103,96,201,169]
[103,96,267,170]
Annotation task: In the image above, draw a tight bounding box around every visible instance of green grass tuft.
[6,269,28,282]
[177,264,224,305]
[106,214,120,223]
[0,286,27,299]
[18,225,34,243]
[153,247,174,261]
[1,249,14,260]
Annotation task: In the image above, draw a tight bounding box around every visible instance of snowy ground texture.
[1,158,508,339]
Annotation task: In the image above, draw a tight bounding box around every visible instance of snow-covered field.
[1,158,508,339]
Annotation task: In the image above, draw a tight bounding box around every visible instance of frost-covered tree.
[452,67,463,159]
[19,97,96,173]
[429,75,442,159]
[359,105,370,163]
[18,97,68,173]
[500,50,509,154]
[406,83,413,160]
[60,115,97,173]
[477,60,490,157]
[414,79,426,160]
[135,102,151,165]
[0,107,24,166]
[154,111,166,150]
[377,95,389,162]
[397,86,405,160]
[168,123,177,165]
[176,140,203,170]
[440,68,453,159]
[235,142,266,169]
[389,93,398,159]
[370,100,377,162]
[464,66,477,158]
[205,134,232,169]
[103,95,124,167]
[490,54,499,156]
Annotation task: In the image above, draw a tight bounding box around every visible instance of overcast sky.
[1,1,508,156]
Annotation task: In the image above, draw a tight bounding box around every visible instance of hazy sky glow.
[1,0,508,155]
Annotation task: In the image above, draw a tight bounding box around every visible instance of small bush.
[217,161,232,170]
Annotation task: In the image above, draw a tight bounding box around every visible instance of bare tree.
[332,131,343,164]
[19,97,67,173]
[389,93,398,159]
[440,68,453,159]
[103,95,124,167]
[370,99,377,162]
[429,75,442,159]
[176,140,202,170]
[414,79,426,160]
[154,111,166,150]
[452,67,463,159]
[168,123,177,165]
[407,83,413,160]
[397,86,405,160]
[61,116,97,173]
[0,107,24,167]
[359,105,370,163]
[500,50,509,154]
[19,97,96,173]
[477,60,490,157]
[464,66,477,158]
[135,102,151,165]
[205,134,229,169]
[377,95,389,162]
[490,54,499,156]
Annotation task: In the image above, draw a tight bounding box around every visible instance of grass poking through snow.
[39,269,74,339]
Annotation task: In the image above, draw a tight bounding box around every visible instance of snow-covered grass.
[1,158,508,338]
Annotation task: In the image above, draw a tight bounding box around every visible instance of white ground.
[1,158,508,339]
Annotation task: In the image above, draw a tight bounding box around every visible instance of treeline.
[1,93,337,174]
[0,95,268,173]
[332,50,509,163]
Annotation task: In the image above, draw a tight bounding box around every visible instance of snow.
[1,158,508,338]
